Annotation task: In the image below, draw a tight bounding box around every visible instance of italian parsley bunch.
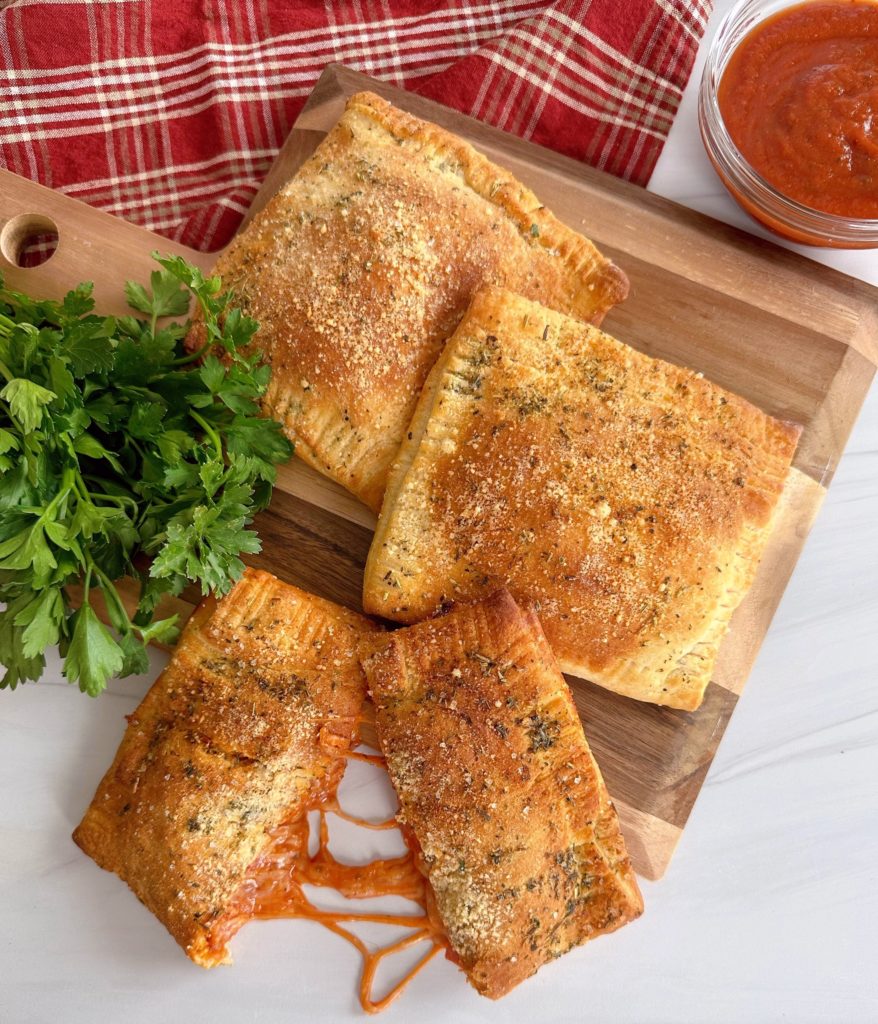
[0,255,292,696]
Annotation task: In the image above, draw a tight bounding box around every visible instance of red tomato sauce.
[718,1,878,219]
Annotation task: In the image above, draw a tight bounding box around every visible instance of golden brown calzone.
[361,589,643,999]
[73,569,374,966]
[193,91,627,510]
[364,287,801,710]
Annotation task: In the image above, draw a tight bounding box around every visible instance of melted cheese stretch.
[215,783,446,1014]
[344,750,388,769]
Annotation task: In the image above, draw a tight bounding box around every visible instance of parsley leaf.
[1,378,56,432]
[64,604,125,697]
[125,268,190,319]
[14,588,64,659]
[63,318,116,375]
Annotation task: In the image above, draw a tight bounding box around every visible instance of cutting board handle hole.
[0,213,59,268]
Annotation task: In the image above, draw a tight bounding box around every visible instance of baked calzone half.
[363,287,801,710]
[193,91,627,511]
[360,589,643,999]
[73,568,374,966]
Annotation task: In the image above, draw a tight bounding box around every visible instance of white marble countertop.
[2,3,876,1021]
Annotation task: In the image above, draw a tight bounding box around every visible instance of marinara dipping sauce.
[709,0,878,245]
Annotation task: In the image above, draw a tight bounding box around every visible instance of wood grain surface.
[1,64,874,880]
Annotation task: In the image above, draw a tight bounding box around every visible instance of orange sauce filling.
[215,747,446,1014]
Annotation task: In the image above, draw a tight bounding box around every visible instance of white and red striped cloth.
[0,0,711,254]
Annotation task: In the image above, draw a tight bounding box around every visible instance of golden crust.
[194,91,627,511]
[364,287,802,710]
[361,590,643,999]
[73,569,374,967]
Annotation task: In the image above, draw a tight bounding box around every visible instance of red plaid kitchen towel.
[0,0,711,253]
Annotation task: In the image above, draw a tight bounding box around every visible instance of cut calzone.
[360,589,643,999]
[192,91,627,511]
[73,568,374,966]
[364,287,801,710]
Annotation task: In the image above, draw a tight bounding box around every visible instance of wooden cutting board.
[1,64,875,881]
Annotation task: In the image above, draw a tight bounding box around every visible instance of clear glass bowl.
[698,0,878,249]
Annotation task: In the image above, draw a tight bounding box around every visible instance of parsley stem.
[76,472,139,521]
[0,313,16,343]
[171,342,210,366]
[190,409,223,460]
[81,562,93,604]
[0,357,14,383]
[0,397,22,432]
[73,473,92,507]
[127,437,149,463]
[38,468,76,524]
[81,485,138,515]
[91,561,134,635]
